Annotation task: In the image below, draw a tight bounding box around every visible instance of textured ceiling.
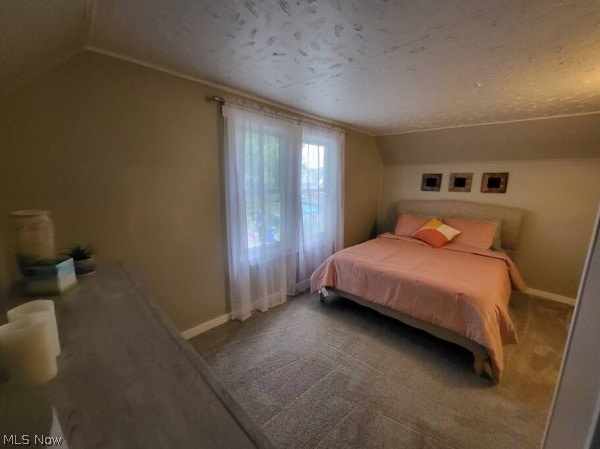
[0,0,90,94]
[2,1,600,135]
[87,0,600,134]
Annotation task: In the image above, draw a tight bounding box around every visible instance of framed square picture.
[449,173,473,192]
[421,173,442,191]
[481,172,509,193]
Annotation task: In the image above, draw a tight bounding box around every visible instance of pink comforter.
[310,233,527,380]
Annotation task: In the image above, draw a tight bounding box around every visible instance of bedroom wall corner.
[543,205,600,449]
[344,131,383,247]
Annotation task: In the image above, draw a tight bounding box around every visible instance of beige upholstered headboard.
[394,199,525,251]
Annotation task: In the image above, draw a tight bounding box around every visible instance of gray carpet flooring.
[190,292,572,449]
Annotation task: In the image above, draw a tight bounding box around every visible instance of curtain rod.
[210,95,349,136]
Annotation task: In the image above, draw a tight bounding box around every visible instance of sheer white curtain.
[296,127,344,292]
[223,103,344,321]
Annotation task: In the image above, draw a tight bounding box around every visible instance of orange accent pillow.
[412,218,461,248]
[394,213,432,236]
[443,217,499,250]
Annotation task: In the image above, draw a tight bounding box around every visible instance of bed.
[311,200,526,382]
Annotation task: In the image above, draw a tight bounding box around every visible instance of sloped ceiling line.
[79,0,98,46]
[82,44,368,134]
[0,0,96,100]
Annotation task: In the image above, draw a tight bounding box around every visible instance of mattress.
[310,233,527,379]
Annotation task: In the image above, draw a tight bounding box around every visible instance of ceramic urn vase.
[9,210,56,267]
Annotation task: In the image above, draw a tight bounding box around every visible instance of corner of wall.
[374,138,386,232]
[0,48,83,103]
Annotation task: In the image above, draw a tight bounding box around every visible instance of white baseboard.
[526,288,576,306]
[181,313,231,340]
[179,288,574,339]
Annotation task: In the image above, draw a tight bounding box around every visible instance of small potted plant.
[66,245,96,276]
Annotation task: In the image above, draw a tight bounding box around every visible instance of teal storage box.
[22,257,78,295]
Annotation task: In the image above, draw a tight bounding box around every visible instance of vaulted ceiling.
[2,0,600,134]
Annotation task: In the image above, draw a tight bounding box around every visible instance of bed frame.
[320,288,491,377]
[321,199,525,380]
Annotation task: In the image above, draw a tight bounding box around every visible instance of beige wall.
[344,131,382,247]
[379,160,600,298]
[0,51,382,330]
[376,114,600,165]
[543,211,600,449]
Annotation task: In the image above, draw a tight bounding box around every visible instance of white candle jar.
[0,313,58,384]
[8,300,60,356]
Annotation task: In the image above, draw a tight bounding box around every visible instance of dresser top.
[0,264,273,449]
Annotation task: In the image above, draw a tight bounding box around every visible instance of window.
[301,142,326,243]
[245,132,281,250]
[223,103,344,320]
